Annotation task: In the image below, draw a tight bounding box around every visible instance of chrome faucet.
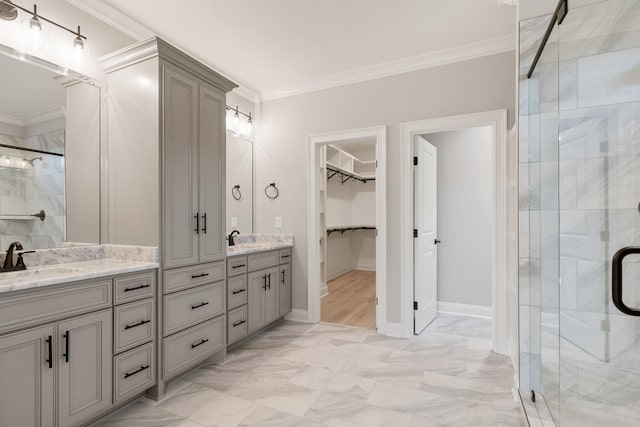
[228,230,240,247]
[2,241,23,270]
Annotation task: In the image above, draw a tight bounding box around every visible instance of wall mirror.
[0,44,101,250]
[226,133,254,234]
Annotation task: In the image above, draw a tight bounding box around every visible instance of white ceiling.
[85,0,516,100]
[0,53,65,121]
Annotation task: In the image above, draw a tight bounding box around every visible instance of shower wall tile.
[540,114,559,162]
[520,211,530,258]
[520,15,552,69]
[520,259,530,305]
[519,69,530,117]
[540,162,559,211]
[540,211,559,309]
[529,258,541,308]
[519,163,531,210]
[559,257,577,311]
[529,162,541,211]
[559,0,640,62]
[529,210,541,259]
[519,115,530,163]
[520,305,531,354]
[559,160,577,210]
[577,46,640,109]
[559,60,578,111]
[529,114,541,162]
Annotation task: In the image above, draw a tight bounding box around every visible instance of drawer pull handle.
[191,273,209,279]
[124,319,151,330]
[191,339,209,349]
[124,365,150,379]
[232,320,247,327]
[232,289,246,295]
[232,264,246,269]
[124,284,150,292]
[191,301,210,310]
[281,254,291,258]
[46,335,53,369]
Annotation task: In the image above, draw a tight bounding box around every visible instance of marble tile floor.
[94,315,525,427]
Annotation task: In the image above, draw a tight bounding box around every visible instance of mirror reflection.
[0,47,100,249]
[226,133,253,234]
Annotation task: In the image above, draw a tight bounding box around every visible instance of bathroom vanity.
[0,246,158,427]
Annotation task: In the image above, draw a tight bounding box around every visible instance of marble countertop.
[0,258,159,294]
[227,241,293,256]
[227,233,294,256]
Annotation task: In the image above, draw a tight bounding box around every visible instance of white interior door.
[414,136,438,334]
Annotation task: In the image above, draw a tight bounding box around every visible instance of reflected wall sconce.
[226,105,253,138]
[0,0,88,57]
[264,183,279,199]
[232,185,242,201]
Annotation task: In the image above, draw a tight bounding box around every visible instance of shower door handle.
[612,247,640,316]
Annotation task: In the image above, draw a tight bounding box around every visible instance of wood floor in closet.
[321,270,376,330]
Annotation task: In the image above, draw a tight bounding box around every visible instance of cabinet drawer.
[113,342,156,404]
[0,279,112,334]
[227,256,247,277]
[247,251,279,272]
[114,272,156,305]
[163,316,225,380]
[114,299,155,354]
[164,282,225,336]
[227,275,248,310]
[279,248,292,264]
[227,305,248,345]
[164,262,225,294]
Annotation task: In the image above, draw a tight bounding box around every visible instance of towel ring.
[232,185,242,201]
[265,183,279,199]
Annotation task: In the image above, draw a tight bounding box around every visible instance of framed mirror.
[226,133,254,234]
[0,45,101,250]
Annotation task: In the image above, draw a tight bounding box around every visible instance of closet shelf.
[327,226,376,236]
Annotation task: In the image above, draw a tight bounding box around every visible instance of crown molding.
[261,35,516,101]
[0,106,66,127]
[0,113,23,127]
[64,0,155,41]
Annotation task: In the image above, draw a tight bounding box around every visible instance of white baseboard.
[284,309,310,323]
[320,283,329,298]
[437,301,492,319]
[354,264,376,272]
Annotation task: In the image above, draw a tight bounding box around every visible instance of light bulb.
[29,16,41,31]
[73,35,84,50]
[242,116,253,137]
[4,156,10,166]
[232,111,240,137]
[225,108,235,131]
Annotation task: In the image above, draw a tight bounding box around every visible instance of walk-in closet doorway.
[307,127,388,332]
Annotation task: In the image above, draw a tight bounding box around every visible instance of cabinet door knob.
[194,213,200,235]
[202,213,207,234]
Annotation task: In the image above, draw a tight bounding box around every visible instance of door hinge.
[413,156,418,166]
[413,229,418,238]
[413,301,418,310]
[375,160,378,168]
[376,297,378,305]
[375,228,378,237]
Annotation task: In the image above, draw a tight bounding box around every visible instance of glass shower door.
[557,0,640,425]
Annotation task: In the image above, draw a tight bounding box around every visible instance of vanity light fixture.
[225,105,254,138]
[1,0,88,57]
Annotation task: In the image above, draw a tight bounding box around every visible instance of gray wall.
[257,50,516,323]
[424,127,493,308]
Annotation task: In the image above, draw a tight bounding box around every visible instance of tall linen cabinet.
[100,38,237,398]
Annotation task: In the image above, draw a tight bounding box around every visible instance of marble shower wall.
[0,130,65,249]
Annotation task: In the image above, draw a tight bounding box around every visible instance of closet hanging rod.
[527,0,568,79]
[327,226,376,236]
[326,166,375,184]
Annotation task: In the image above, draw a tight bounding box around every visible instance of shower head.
[0,1,17,21]
[23,156,42,166]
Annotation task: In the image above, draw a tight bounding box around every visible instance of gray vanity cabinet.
[58,309,112,427]
[279,263,292,317]
[162,63,227,269]
[247,267,279,334]
[0,325,55,427]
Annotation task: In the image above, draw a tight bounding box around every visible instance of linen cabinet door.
[0,325,54,427]
[247,270,267,334]
[198,85,226,263]
[279,263,292,317]
[58,310,112,427]
[163,66,200,269]
[264,267,280,325]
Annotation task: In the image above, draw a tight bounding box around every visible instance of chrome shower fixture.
[23,156,42,166]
